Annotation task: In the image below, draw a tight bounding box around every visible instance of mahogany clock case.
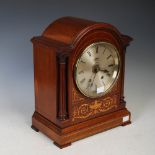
[31,17,132,148]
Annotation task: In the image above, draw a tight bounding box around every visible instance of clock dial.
[75,42,120,98]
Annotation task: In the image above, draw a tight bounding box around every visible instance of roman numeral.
[96,46,99,53]
[107,73,111,77]
[78,70,84,74]
[103,47,106,55]
[80,60,86,63]
[87,51,91,56]
[80,78,86,84]
[108,64,114,67]
[95,58,99,61]
[107,55,112,59]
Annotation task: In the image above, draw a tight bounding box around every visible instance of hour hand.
[86,72,96,89]
[86,79,92,91]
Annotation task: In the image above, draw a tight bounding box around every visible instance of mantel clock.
[31,17,133,148]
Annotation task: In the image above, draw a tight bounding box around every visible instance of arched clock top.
[42,16,132,48]
[42,16,96,44]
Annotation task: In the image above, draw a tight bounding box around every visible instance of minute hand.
[90,73,97,87]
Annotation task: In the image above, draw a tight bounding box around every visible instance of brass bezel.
[74,42,121,98]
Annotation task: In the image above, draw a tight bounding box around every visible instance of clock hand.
[99,68,111,77]
[96,45,99,53]
[85,73,94,91]
[90,73,97,87]
[102,79,105,86]
[100,69,109,73]
[85,72,97,92]
[86,79,92,90]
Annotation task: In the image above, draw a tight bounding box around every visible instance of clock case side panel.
[120,35,133,104]
[31,38,58,125]
[69,26,132,123]
[31,37,74,128]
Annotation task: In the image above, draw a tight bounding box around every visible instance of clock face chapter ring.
[74,42,121,98]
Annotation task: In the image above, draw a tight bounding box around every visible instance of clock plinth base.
[32,108,131,148]
[31,125,39,132]
[122,121,131,126]
[53,142,72,149]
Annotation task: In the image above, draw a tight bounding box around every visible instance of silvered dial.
[75,42,120,98]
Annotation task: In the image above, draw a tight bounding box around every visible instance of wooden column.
[120,35,133,105]
[57,53,68,121]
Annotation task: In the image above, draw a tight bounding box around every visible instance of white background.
[0,0,155,154]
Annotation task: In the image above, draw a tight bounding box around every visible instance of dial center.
[92,64,100,73]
